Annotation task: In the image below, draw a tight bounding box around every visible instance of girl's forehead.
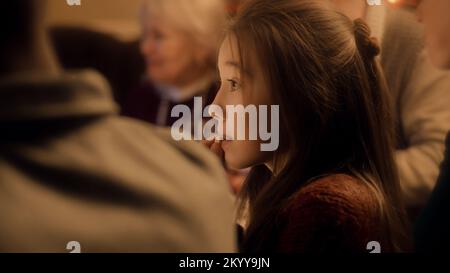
[218,36,241,74]
[220,35,240,61]
[219,34,258,78]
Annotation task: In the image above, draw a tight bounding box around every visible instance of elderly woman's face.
[140,18,204,87]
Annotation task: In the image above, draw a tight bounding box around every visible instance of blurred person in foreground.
[389,0,450,253]
[0,0,236,253]
[330,0,450,220]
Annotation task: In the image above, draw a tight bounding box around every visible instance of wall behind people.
[46,0,242,42]
[46,0,141,41]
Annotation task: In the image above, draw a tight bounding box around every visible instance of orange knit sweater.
[274,174,387,253]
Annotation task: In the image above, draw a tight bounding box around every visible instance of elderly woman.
[122,0,227,126]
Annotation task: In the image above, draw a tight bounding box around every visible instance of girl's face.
[214,34,274,170]
[140,17,207,87]
[415,0,450,68]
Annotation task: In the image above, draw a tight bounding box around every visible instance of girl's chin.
[224,154,253,170]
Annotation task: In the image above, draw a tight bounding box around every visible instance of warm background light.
[386,0,420,8]
[45,0,142,41]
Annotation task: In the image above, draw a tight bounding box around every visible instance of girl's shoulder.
[276,174,382,252]
[290,174,377,209]
[285,173,380,221]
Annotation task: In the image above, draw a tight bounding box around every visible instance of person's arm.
[396,50,450,208]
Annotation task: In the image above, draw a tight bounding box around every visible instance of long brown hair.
[230,0,409,252]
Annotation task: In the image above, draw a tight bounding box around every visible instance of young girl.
[209,0,409,252]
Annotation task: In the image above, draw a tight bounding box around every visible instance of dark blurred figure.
[50,26,145,107]
[331,0,450,220]
[0,0,236,252]
[390,0,450,254]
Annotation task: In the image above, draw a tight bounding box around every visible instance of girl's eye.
[227,79,240,92]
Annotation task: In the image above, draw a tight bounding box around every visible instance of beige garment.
[368,7,450,209]
[0,70,237,253]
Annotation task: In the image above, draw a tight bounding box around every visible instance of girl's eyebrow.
[216,60,240,72]
[225,61,253,77]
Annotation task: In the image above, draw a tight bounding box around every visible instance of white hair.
[141,0,227,57]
